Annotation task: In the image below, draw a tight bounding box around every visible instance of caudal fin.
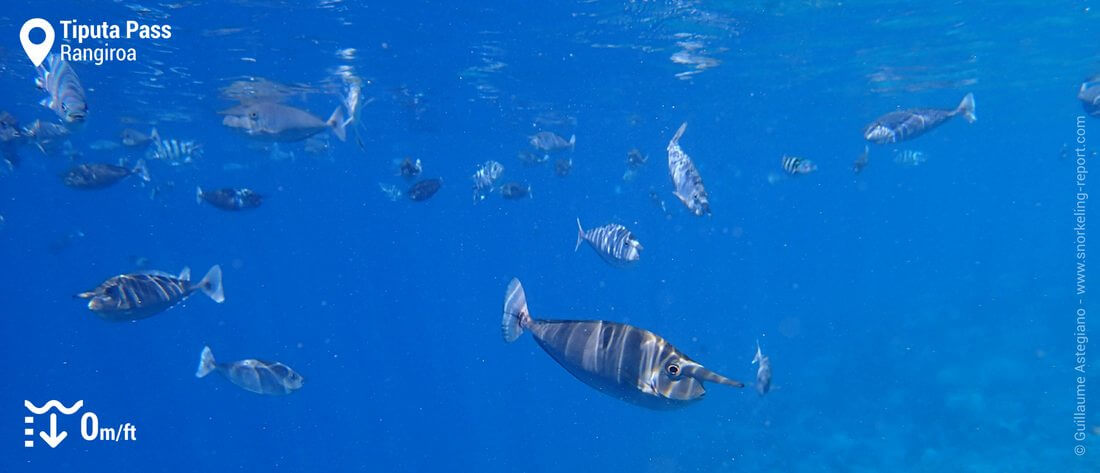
[575,218,585,252]
[327,107,347,142]
[196,346,216,378]
[197,265,225,303]
[671,122,688,145]
[502,278,531,342]
[132,159,151,183]
[568,134,576,150]
[195,186,204,205]
[956,93,976,123]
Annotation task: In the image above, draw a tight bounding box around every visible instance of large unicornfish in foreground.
[501,278,743,409]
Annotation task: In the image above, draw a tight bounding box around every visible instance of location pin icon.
[20,18,54,67]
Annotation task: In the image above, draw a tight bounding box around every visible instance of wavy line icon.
[24,400,83,415]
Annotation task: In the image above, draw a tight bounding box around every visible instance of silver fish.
[863,93,976,144]
[75,265,224,321]
[752,341,771,396]
[853,145,870,174]
[220,102,347,142]
[575,218,642,267]
[147,129,201,164]
[89,139,121,151]
[781,155,817,175]
[501,278,743,409]
[471,160,504,202]
[1079,78,1100,118]
[196,346,304,395]
[120,128,154,147]
[379,182,402,201]
[529,131,575,152]
[23,119,71,155]
[893,149,928,166]
[500,182,531,200]
[35,54,87,123]
[666,122,711,216]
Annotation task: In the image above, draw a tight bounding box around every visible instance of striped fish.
[501,278,743,409]
[35,54,87,123]
[196,346,304,395]
[863,93,975,144]
[575,218,642,267]
[666,122,711,216]
[75,265,224,321]
[471,160,504,202]
[147,129,201,165]
[781,155,817,175]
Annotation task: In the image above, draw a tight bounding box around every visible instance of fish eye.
[666,364,680,376]
[249,111,258,119]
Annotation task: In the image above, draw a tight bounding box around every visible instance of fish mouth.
[681,365,744,388]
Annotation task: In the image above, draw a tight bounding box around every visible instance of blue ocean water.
[1,1,1096,471]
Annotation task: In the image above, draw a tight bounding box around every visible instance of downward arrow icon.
[39,413,67,448]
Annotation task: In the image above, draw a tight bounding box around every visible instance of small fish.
[529,131,575,152]
[378,182,402,201]
[554,158,572,177]
[196,187,263,211]
[75,265,224,321]
[853,145,870,174]
[120,128,154,147]
[399,157,422,179]
[196,346,304,395]
[893,149,928,166]
[62,160,150,189]
[0,112,24,144]
[408,178,442,201]
[0,112,22,170]
[667,122,711,216]
[1080,77,1100,118]
[863,93,976,144]
[23,119,71,155]
[517,150,549,167]
[35,54,87,123]
[220,101,347,142]
[575,218,642,267]
[471,160,504,201]
[751,341,771,396]
[626,148,647,169]
[501,278,744,409]
[499,182,532,200]
[781,155,817,175]
[147,129,201,164]
[89,139,121,151]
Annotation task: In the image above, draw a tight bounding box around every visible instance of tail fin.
[132,159,151,182]
[575,218,585,252]
[671,122,688,145]
[196,265,225,303]
[195,346,216,378]
[195,186,204,205]
[568,134,576,150]
[956,93,976,123]
[502,278,531,342]
[327,107,347,142]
